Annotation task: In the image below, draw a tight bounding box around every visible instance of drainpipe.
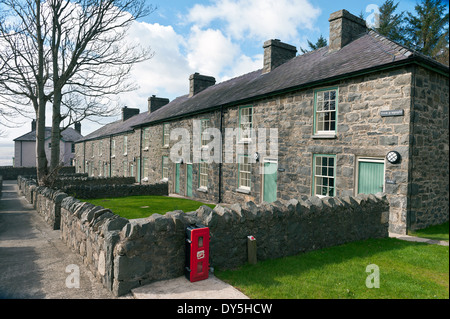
[109,136,112,177]
[139,129,143,185]
[218,105,224,203]
[20,141,23,167]
[406,65,417,234]
[83,142,86,173]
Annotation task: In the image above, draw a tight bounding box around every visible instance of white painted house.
[13,120,83,167]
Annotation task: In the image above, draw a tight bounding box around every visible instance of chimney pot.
[148,95,170,113]
[74,122,81,134]
[262,39,297,74]
[122,106,140,121]
[189,73,216,97]
[31,119,36,131]
[328,9,367,53]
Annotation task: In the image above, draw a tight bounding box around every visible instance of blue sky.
[0,0,448,165]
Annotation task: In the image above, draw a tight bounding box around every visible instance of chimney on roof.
[122,106,140,121]
[148,95,170,114]
[328,9,367,53]
[262,39,297,74]
[74,122,81,134]
[189,73,216,97]
[31,119,36,131]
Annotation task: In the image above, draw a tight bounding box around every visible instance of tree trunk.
[50,90,62,170]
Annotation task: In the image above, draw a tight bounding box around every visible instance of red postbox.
[185,224,210,282]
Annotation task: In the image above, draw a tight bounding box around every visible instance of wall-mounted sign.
[380,109,404,117]
[386,179,396,184]
[278,168,285,172]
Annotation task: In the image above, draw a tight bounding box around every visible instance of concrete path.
[389,232,449,246]
[132,275,249,299]
[0,180,247,299]
[0,180,119,299]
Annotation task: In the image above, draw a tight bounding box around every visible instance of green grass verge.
[80,195,216,219]
[215,238,449,299]
[409,222,449,242]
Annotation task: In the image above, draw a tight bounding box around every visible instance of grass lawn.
[215,238,449,299]
[409,222,449,242]
[80,195,216,219]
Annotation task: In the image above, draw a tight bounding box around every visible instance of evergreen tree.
[300,35,328,54]
[375,0,406,44]
[404,0,449,59]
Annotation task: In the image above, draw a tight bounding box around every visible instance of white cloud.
[187,0,321,42]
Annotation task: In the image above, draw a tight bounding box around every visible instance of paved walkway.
[0,180,120,299]
[389,232,449,246]
[0,180,247,299]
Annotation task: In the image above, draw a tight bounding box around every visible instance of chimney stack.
[122,106,140,121]
[328,9,367,53]
[148,95,170,114]
[31,119,36,131]
[189,73,216,97]
[262,39,297,74]
[74,122,81,134]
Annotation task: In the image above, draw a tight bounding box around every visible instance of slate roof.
[14,127,83,142]
[77,30,449,143]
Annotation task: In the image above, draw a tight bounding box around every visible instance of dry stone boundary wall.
[17,176,389,296]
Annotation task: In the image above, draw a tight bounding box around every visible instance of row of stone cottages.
[74,9,449,235]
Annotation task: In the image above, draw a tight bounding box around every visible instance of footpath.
[0,180,247,299]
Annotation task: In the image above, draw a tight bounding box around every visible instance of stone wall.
[409,66,449,230]
[51,176,135,188]
[113,193,389,296]
[34,186,68,229]
[0,166,75,180]
[0,175,3,197]
[19,176,389,297]
[60,182,168,199]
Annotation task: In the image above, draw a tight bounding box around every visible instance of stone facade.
[74,10,449,234]
[18,176,389,296]
[408,66,449,230]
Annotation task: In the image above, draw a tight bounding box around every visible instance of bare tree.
[46,0,154,170]
[0,0,51,183]
[0,0,154,183]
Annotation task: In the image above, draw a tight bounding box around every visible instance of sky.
[0,0,446,166]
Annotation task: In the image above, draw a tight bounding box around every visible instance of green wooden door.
[175,163,180,194]
[358,161,384,194]
[186,164,193,197]
[263,162,277,203]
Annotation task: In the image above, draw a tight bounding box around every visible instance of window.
[48,143,51,149]
[239,106,253,141]
[111,139,116,157]
[199,161,208,189]
[143,128,150,150]
[71,143,75,153]
[103,162,108,177]
[238,155,251,190]
[163,123,170,147]
[98,161,102,176]
[123,136,128,155]
[99,140,102,156]
[91,143,95,157]
[123,161,128,177]
[111,161,115,177]
[130,163,134,177]
[162,156,169,180]
[143,157,149,179]
[314,88,337,135]
[313,154,336,197]
[201,119,210,147]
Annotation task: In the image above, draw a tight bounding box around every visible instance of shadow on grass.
[409,222,449,242]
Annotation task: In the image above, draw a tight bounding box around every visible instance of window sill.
[143,147,149,151]
[162,145,169,149]
[123,153,127,156]
[161,178,168,182]
[312,134,336,139]
[111,155,116,159]
[237,139,253,144]
[197,187,208,193]
[236,188,251,194]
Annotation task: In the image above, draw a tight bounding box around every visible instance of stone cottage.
[75,9,449,234]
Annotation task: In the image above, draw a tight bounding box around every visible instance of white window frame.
[238,155,251,190]
[199,161,208,189]
[313,154,336,198]
[163,123,170,147]
[314,88,338,136]
[239,106,253,142]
